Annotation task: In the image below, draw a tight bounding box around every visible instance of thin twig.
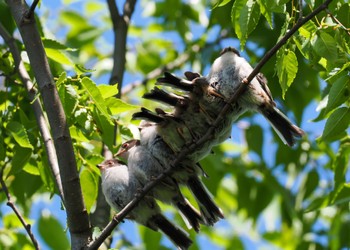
[25,0,40,19]
[87,0,333,248]
[325,8,350,36]
[0,168,40,250]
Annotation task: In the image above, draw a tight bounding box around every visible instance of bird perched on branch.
[116,140,204,232]
[208,47,304,146]
[132,125,224,225]
[147,47,304,147]
[97,158,192,250]
[136,74,229,161]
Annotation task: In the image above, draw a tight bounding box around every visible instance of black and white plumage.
[97,158,193,250]
[116,140,204,232]
[207,47,304,146]
[136,125,224,225]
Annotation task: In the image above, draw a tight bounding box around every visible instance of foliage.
[0,0,350,249]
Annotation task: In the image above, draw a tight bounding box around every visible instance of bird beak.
[208,87,225,99]
[97,164,103,169]
[115,147,128,158]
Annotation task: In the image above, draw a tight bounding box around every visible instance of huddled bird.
[207,47,304,146]
[116,139,204,232]
[97,158,193,250]
[97,46,305,248]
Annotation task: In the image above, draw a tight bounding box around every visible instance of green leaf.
[74,108,93,132]
[330,184,350,206]
[213,0,232,9]
[81,168,98,213]
[98,84,119,99]
[6,121,33,149]
[105,97,140,116]
[303,170,319,199]
[56,71,67,87]
[276,49,298,98]
[85,154,105,175]
[42,38,76,51]
[3,213,27,229]
[312,32,338,62]
[257,0,272,27]
[0,136,6,161]
[321,107,350,142]
[45,48,74,66]
[37,155,56,194]
[325,75,350,114]
[9,146,32,176]
[38,214,69,250]
[81,77,112,123]
[304,196,330,212]
[23,158,40,176]
[58,84,79,119]
[74,64,95,75]
[232,0,261,47]
[92,108,115,151]
[330,139,350,202]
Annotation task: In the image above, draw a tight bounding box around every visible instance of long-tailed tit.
[97,158,193,250]
[116,140,204,232]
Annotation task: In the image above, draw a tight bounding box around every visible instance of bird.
[116,139,204,232]
[97,158,193,250]
[155,47,304,147]
[135,125,225,225]
[207,47,304,146]
[138,75,229,161]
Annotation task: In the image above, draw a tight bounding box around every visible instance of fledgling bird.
[140,75,229,161]
[135,124,225,225]
[97,158,193,250]
[116,140,204,232]
[207,47,304,146]
[133,107,196,153]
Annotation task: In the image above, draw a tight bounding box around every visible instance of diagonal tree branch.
[0,22,65,202]
[0,167,40,250]
[6,0,91,248]
[87,0,333,248]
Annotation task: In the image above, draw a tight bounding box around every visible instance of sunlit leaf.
[105,97,140,116]
[276,49,298,98]
[6,121,33,149]
[98,84,119,99]
[81,77,112,123]
[42,38,76,51]
[325,75,350,114]
[312,32,338,62]
[321,107,350,142]
[45,48,74,66]
[81,168,98,213]
[231,0,261,47]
